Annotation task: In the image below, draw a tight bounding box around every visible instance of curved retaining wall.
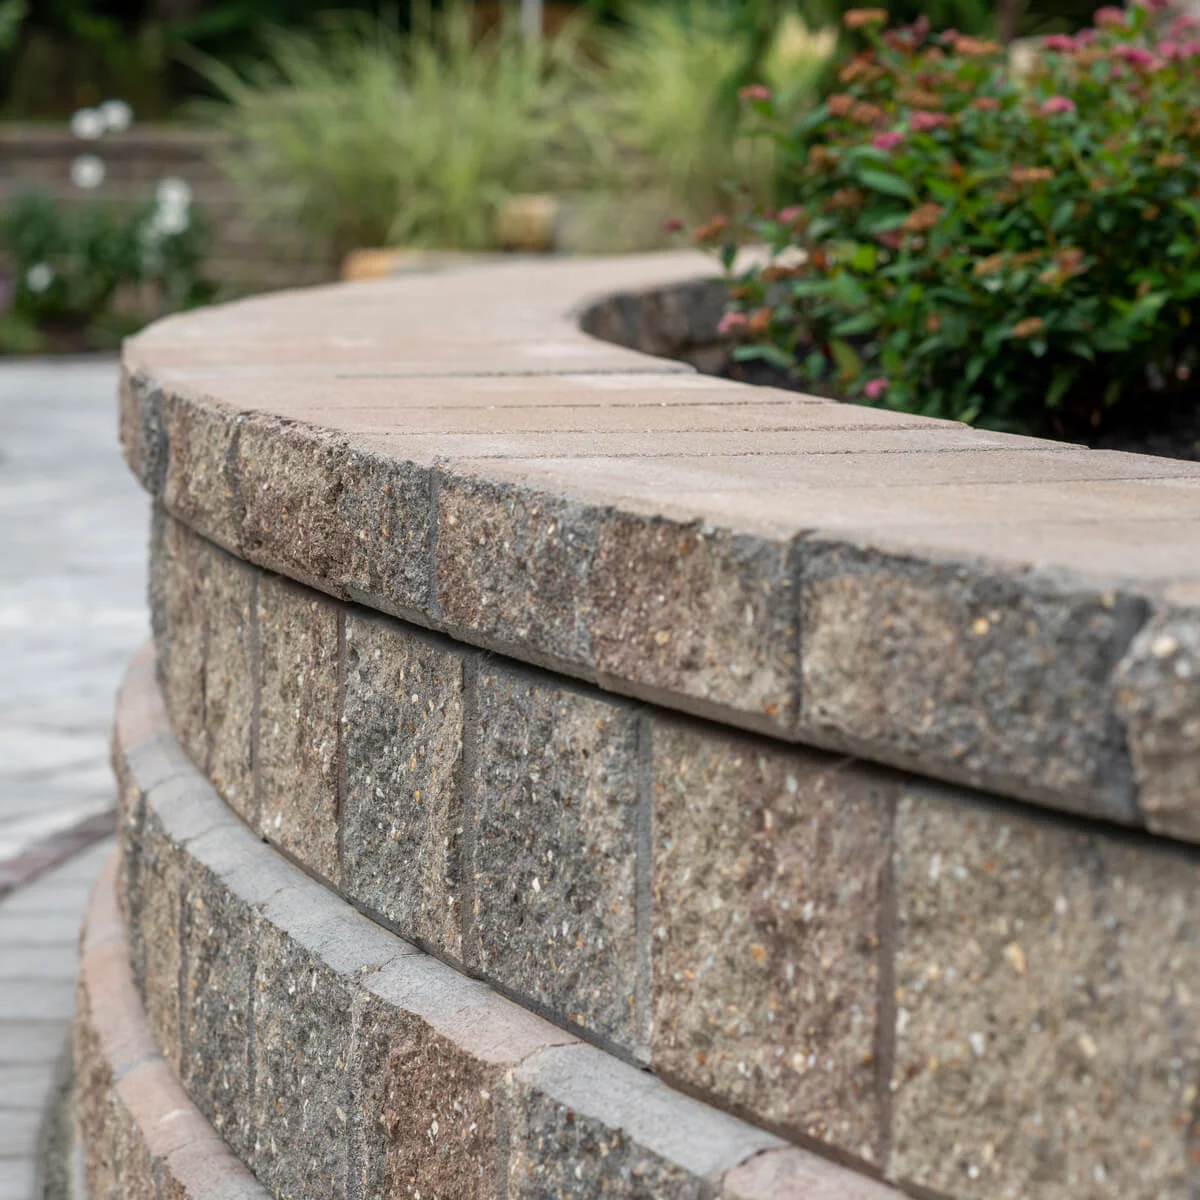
[80,250,1200,1200]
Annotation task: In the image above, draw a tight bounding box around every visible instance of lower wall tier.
[74,852,269,1200]
[107,646,900,1200]
[146,509,1200,1200]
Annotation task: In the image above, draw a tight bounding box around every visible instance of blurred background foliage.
[0,0,1102,118]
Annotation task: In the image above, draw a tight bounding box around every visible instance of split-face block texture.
[119,252,1200,835]
[74,852,270,1200]
[141,515,1200,1197]
[112,653,888,1200]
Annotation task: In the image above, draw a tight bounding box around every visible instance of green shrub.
[710,5,1200,438]
[0,188,214,349]
[198,6,595,261]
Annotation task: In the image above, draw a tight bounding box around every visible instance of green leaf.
[833,311,878,336]
[856,169,916,201]
[829,338,863,380]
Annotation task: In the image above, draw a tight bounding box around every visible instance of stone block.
[1114,610,1200,841]
[202,542,257,823]
[651,719,889,1163]
[722,1148,904,1199]
[179,856,257,1162]
[352,993,500,1200]
[799,540,1144,823]
[162,390,242,555]
[890,786,1200,1199]
[251,918,356,1200]
[257,572,341,882]
[591,514,800,732]
[342,614,464,955]
[507,1043,779,1197]
[129,806,183,1075]
[468,667,639,1047]
[435,477,596,669]
[154,514,206,768]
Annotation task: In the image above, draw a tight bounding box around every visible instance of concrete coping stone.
[119,251,1200,839]
[111,646,903,1200]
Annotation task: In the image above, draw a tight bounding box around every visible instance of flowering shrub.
[710,4,1200,436]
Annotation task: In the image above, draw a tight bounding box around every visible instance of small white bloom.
[69,108,106,140]
[151,204,189,237]
[99,99,133,133]
[155,176,192,211]
[69,154,106,190]
[25,263,54,293]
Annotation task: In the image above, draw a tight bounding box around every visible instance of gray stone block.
[468,666,639,1047]
[651,718,890,1164]
[891,785,1200,1199]
[342,614,464,955]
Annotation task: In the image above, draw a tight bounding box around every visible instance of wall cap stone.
[120,252,1200,836]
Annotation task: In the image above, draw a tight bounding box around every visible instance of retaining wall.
[80,250,1200,1200]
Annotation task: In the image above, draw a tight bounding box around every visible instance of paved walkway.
[0,359,148,1197]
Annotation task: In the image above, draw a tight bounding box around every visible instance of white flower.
[99,99,133,134]
[151,204,190,237]
[155,177,192,211]
[25,263,54,294]
[69,154,106,190]
[69,108,105,140]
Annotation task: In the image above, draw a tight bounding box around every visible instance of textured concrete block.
[202,542,258,823]
[342,614,464,955]
[469,667,639,1046]
[257,572,341,881]
[722,1148,904,1199]
[799,541,1144,822]
[251,919,355,1200]
[591,515,799,731]
[130,807,183,1075]
[508,1043,780,1197]
[651,719,889,1162]
[179,858,257,1162]
[154,514,206,768]
[891,787,1200,1199]
[352,994,500,1200]
[162,390,242,554]
[435,478,596,668]
[1114,610,1200,841]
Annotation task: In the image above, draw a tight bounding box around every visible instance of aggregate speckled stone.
[257,572,341,882]
[505,1079,706,1199]
[251,918,356,1200]
[1114,610,1200,841]
[179,858,257,1162]
[153,512,207,768]
[651,719,889,1164]
[469,667,639,1046]
[352,992,500,1200]
[131,805,183,1075]
[591,515,799,732]
[342,614,464,955]
[435,476,597,669]
[799,541,1144,823]
[891,787,1200,1200]
[201,539,258,823]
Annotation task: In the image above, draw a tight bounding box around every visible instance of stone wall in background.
[0,125,331,296]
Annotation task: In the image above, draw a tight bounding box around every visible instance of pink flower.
[863,377,890,399]
[1039,95,1076,114]
[1168,13,1199,36]
[1043,33,1077,51]
[1094,6,1126,26]
[739,84,772,103]
[1178,39,1200,55]
[664,217,684,232]
[1074,27,1097,43]
[909,110,949,132]
[1114,44,1161,67]
[1133,0,1170,11]
[939,28,960,43]
[777,205,805,225]
[873,130,905,150]
[718,311,749,336]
